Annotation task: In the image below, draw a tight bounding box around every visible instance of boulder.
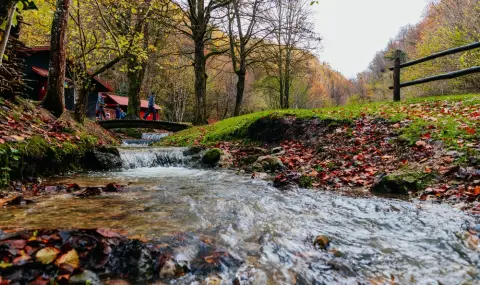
[256,156,285,172]
[84,147,122,170]
[69,270,101,285]
[371,171,434,195]
[202,148,223,166]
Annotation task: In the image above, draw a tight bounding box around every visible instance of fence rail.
[389,42,480,101]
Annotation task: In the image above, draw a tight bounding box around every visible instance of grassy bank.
[160,94,480,151]
[0,98,118,186]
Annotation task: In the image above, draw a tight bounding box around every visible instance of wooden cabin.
[23,46,114,118]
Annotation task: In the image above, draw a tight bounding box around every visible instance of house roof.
[32,66,72,82]
[105,94,161,110]
[31,66,113,92]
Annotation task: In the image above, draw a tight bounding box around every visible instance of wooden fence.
[389,42,480,101]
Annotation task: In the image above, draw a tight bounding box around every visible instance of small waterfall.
[118,147,191,169]
[122,133,170,146]
[142,133,170,140]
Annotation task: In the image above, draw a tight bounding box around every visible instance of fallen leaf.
[474,186,480,196]
[55,249,79,269]
[36,247,60,264]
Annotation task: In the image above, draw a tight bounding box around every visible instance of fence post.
[393,49,402,102]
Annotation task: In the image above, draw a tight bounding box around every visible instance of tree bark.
[126,56,144,119]
[233,70,246,116]
[193,40,207,125]
[0,1,16,67]
[74,84,89,123]
[43,0,70,117]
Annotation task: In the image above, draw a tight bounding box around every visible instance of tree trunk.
[233,69,246,117]
[43,0,70,117]
[193,40,207,125]
[126,57,143,119]
[74,84,89,123]
[0,1,16,67]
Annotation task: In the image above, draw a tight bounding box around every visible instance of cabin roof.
[104,93,161,110]
[31,66,113,92]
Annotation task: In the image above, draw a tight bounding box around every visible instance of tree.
[263,0,320,109]
[43,0,70,117]
[171,0,231,125]
[226,0,269,116]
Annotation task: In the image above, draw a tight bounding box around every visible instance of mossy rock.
[202,148,223,166]
[241,155,260,166]
[299,175,314,188]
[371,171,435,195]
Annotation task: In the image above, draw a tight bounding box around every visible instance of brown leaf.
[36,247,59,265]
[55,249,79,269]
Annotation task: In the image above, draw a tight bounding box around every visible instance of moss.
[201,148,223,166]
[372,171,435,195]
[299,176,313,188]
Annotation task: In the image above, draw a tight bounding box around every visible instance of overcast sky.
[312,0,430,78]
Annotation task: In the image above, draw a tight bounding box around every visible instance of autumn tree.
[263,0,320,109]
[225,0,270,116]
[43,0,70,117]
[170,0,231,125]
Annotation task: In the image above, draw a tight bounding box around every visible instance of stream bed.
[1,148,479,284]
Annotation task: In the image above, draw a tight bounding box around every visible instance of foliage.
[364,0,480,101]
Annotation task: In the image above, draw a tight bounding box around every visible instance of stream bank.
[0,98,120,188]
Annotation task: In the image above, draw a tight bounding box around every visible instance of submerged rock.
[313,235,330,250]
[371,171,435,195]
[202,149,223,166]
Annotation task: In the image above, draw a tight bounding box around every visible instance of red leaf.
[465,127,476,135]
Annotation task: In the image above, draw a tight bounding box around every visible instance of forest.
[1,0,479,125]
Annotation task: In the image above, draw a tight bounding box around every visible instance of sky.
[313,0,430,78]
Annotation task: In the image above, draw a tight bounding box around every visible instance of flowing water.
[121,133,170,146]
[1,148,479,284]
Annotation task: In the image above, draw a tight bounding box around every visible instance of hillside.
[160,94,480,213]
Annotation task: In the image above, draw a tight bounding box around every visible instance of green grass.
[159,94,480,150]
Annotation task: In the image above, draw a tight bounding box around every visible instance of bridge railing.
[388,42,480,101]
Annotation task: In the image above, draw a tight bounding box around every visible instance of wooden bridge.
[98,120,191,132]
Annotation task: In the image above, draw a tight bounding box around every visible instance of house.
[23,46,115,118]
[102,93,162,121]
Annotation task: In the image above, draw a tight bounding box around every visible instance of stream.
[0,147,479,284]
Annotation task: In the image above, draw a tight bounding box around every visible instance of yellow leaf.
[55,249,79,269]
[36,247,60,265]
